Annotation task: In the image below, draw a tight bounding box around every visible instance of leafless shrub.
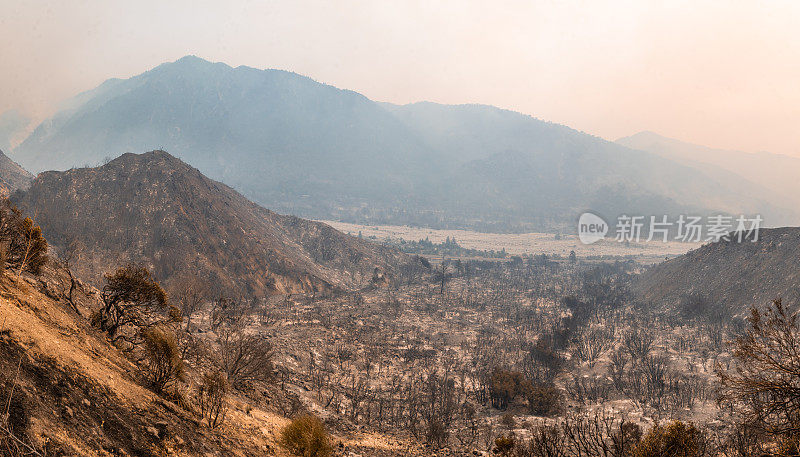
[59,237,84,313]
[418,371,458,447]
[567,375,612,405]
[454,402,481,448]
[0,203,47,276]
[525,424,566,457]
[501,412,516,429]
[560,411,642,457]
[210,296,251,331]
[623,326,655,363]
[179,330,215,367]
[511,411,641,457]
[718,299,800,439]
[608,349,628,392]
[718,423,764,457]
[217,329,274,388]
[523,339,565,385]
[573,327,614,368]
[197,371,228,428]
[0,359,41,457]
[171,274,208,329]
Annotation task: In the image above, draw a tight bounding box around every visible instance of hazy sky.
[3,0,799,156]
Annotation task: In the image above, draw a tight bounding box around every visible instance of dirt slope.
[0,261,292,455]
[0,260,422,456]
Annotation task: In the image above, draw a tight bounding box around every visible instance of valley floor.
[321,221,699,263]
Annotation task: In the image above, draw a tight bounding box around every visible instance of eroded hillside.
[634,227,800,312]
[0,149,32,196]
[12,150,410,297]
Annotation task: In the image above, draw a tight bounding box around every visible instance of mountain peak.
[146,55,232,77]
[174,54,207,63]
[106,149,186,168]
[616,130,669,143]
[168,54,219,67]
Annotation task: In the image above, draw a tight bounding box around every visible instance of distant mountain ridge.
[0,109,30,153]
[11,56,796,231]
[12,150,409,297]
[617,131,800,209]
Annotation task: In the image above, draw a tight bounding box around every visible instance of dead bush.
[0,391,28,440]
[494,434,516,456]
[500,412,516,429]
[217,329,274,388]
[171,274,209,329]
[525,424,565,456]
[211,296,251,331]
[197,371,228,428]
[0,399,28,446]
[718,299,800,438]
[0,203,48,275]
[633,421,708,457]
[94,265,169,341]
[0,371,35,456]
[141,326,184,393]
[776,436,800,457]
[279,414,332,457]
[526,384,562,417]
